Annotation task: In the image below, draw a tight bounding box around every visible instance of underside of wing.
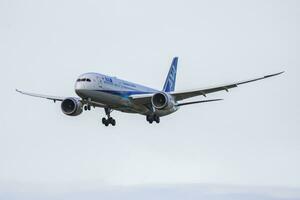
[16,89,65,102]
[128,93,155,105]
[170,71,284,101]
[16,89,114,110]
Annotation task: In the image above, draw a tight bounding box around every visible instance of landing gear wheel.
[84,105,91,111]
[107,117,116,126]
[102,117,106,124]
[146,115,154,124]
[102,118,109,126]
[146,115,160,124]
[154,115,160,123]
[102,108,116,127]
[111,119,116,126]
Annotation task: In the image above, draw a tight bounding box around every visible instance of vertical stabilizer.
[163,57,178,92]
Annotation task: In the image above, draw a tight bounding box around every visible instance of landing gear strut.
[102,108,116,126]
[146,115,160,124]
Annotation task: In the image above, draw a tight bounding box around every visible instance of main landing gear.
[146,115,160,124]
[102,108,116,127]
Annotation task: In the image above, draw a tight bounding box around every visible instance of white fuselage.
[75,72,179,116]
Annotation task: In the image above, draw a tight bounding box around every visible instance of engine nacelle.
[151,92,174,110]
[61,98,83,116]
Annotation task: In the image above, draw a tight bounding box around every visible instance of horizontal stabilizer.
[176,99,223,106]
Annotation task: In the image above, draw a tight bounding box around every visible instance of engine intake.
[151,92,169,109]
[61,98,83,116]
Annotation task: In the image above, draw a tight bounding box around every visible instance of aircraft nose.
[75,76,93,97]
[75,87,85,97]
[75,82,85,90]
[75,80,86,96]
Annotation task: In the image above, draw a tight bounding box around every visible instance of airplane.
[16,57,284,126]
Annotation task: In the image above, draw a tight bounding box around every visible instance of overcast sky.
[1,0,300,199]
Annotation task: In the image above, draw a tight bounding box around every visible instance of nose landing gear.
[84,104,91,111]
[102,108,116,126]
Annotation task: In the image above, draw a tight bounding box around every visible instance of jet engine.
[151,92,174,110]
[61,98,83,116]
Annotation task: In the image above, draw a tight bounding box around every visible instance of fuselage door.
[97,76,103,88]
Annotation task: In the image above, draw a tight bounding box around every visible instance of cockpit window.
[77,78,91,82]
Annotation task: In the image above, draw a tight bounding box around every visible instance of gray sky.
[1,0,300,199]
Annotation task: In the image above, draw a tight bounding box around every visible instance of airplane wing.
[129,71,284,106]
[16,89,110,108]
[170,71,284,101]
[16,89,65,102]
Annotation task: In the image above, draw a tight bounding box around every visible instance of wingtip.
[265,71,285,78]
[16,89,23,94]
[206,98,224,102]
[214,98,224,101]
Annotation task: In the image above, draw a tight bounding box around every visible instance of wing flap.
[177,99,223,106]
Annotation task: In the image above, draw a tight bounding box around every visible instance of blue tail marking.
[163,57,178,92]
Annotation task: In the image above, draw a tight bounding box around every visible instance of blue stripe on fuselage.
[95,90,153,98]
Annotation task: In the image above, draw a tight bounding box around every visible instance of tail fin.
[163,57,178,92]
